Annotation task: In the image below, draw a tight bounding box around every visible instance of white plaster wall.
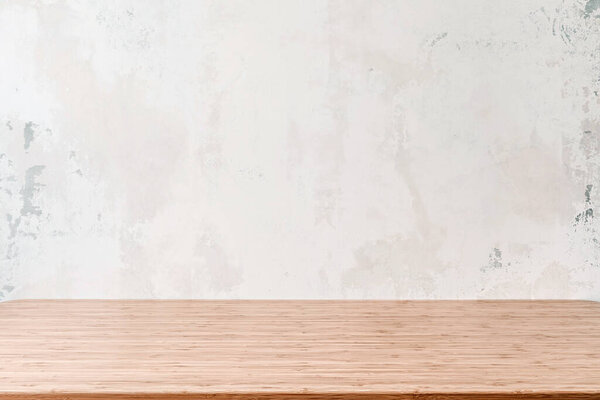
[1,0,600,300]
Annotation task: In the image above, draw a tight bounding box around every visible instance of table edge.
[2,392,600,400]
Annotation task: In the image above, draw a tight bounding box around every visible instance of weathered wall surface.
[1,0,599,300]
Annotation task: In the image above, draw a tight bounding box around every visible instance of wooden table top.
[0,300,599,400]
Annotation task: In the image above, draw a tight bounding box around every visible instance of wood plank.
[0,300,599,399]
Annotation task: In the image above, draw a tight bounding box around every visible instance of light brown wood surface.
[0,300,599,399]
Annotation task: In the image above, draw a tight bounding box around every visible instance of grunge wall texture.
[1,0,600,300]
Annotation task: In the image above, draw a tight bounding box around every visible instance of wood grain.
[0,300,599,399]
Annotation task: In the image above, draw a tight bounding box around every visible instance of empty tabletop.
[0,300,599,399]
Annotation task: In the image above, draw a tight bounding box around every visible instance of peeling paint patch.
[430,32,448,47]
[23,122,37,150]
[20,166,45,216]
[575,185,594,225]
[585,0,600,17]
[482,248,504,271]
[571,184,600,268]
[0,285,14,300]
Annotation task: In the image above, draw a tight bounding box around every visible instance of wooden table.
[0,300,599,399]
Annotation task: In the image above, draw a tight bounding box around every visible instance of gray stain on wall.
[20,166,45,216]
[23,122,36,150]
[482,248,504,271]
[572,184,600,267]
[430,32,448,47]
[575,185,594,225]
[585,0,600,17]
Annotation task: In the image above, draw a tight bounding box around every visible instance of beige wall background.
[1,0,600,300]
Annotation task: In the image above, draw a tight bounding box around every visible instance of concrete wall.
[1,0,599,300]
